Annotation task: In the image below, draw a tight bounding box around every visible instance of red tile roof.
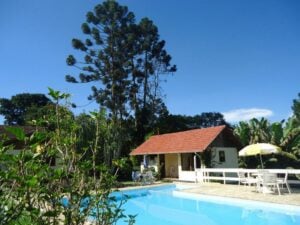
[130,125,227,155]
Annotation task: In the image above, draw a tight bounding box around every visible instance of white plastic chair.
[260,172,281,195]
[143,171,155,185]
[238,171,257,187]
[277,172,291,194]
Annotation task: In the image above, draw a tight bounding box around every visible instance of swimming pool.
[116,184,300,225]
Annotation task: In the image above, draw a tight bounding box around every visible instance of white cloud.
[222,108,273,123]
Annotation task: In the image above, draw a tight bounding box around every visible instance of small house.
[130,125,241,181]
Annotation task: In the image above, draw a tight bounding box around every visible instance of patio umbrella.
[238,143,281,168]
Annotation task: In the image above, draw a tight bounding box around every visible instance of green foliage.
[292,92,300,122]
[156,112,227,134]
[48,87,71,101]
[234,118,271,145]
[4,126,26,141]
[0,89,134,225]
[270,122,284,146]
[0,93,52,125]
[234,114,300,169]
[234,94,300,168]
[113,157,131,178]
[234,121,250,146]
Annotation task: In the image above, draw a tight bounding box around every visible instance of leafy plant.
[234,116,300,169]
[0,89,135,225]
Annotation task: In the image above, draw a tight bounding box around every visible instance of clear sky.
[0,0,299,124]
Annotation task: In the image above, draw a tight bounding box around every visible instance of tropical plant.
[234,121,250,146]
[0,88,135,225]
[234,116,300,169]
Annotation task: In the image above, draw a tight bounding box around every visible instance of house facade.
[130,125,241,182]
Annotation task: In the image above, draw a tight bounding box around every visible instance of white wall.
[179,171,197,182]
[137,148,239,182]
[211,147,238,168]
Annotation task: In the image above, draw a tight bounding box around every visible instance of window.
[219,151,225,163]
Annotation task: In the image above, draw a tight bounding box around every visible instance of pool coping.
[117,182,173,191]
[118,183,300,215]
[173,189,300,214]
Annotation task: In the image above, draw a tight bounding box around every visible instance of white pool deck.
[178,182,300,206]
[120,182,300,206]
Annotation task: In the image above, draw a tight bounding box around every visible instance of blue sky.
[0,0,299,124]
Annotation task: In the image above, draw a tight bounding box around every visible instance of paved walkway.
[177,182,300,206]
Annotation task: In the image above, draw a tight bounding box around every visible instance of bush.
[0,89,135,225]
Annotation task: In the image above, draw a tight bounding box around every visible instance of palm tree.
[276,117,300,160]
[248,118,270,144]
[234,121,250,146]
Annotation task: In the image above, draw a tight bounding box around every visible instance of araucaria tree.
[66,0,176,147]
[66,1,134,121]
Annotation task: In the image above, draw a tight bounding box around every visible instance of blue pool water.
[116,184,300,225]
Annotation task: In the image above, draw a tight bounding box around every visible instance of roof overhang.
[130,148,204,155]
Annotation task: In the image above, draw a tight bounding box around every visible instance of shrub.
[0,89,134,225]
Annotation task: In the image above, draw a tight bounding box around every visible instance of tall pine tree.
[66,1,135,122]
[66,0,176,146]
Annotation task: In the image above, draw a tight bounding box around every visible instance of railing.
[195,168,300,185]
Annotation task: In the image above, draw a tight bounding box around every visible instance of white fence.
[195,168,300,185]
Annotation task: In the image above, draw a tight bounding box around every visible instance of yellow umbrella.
[239,143,281,168]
